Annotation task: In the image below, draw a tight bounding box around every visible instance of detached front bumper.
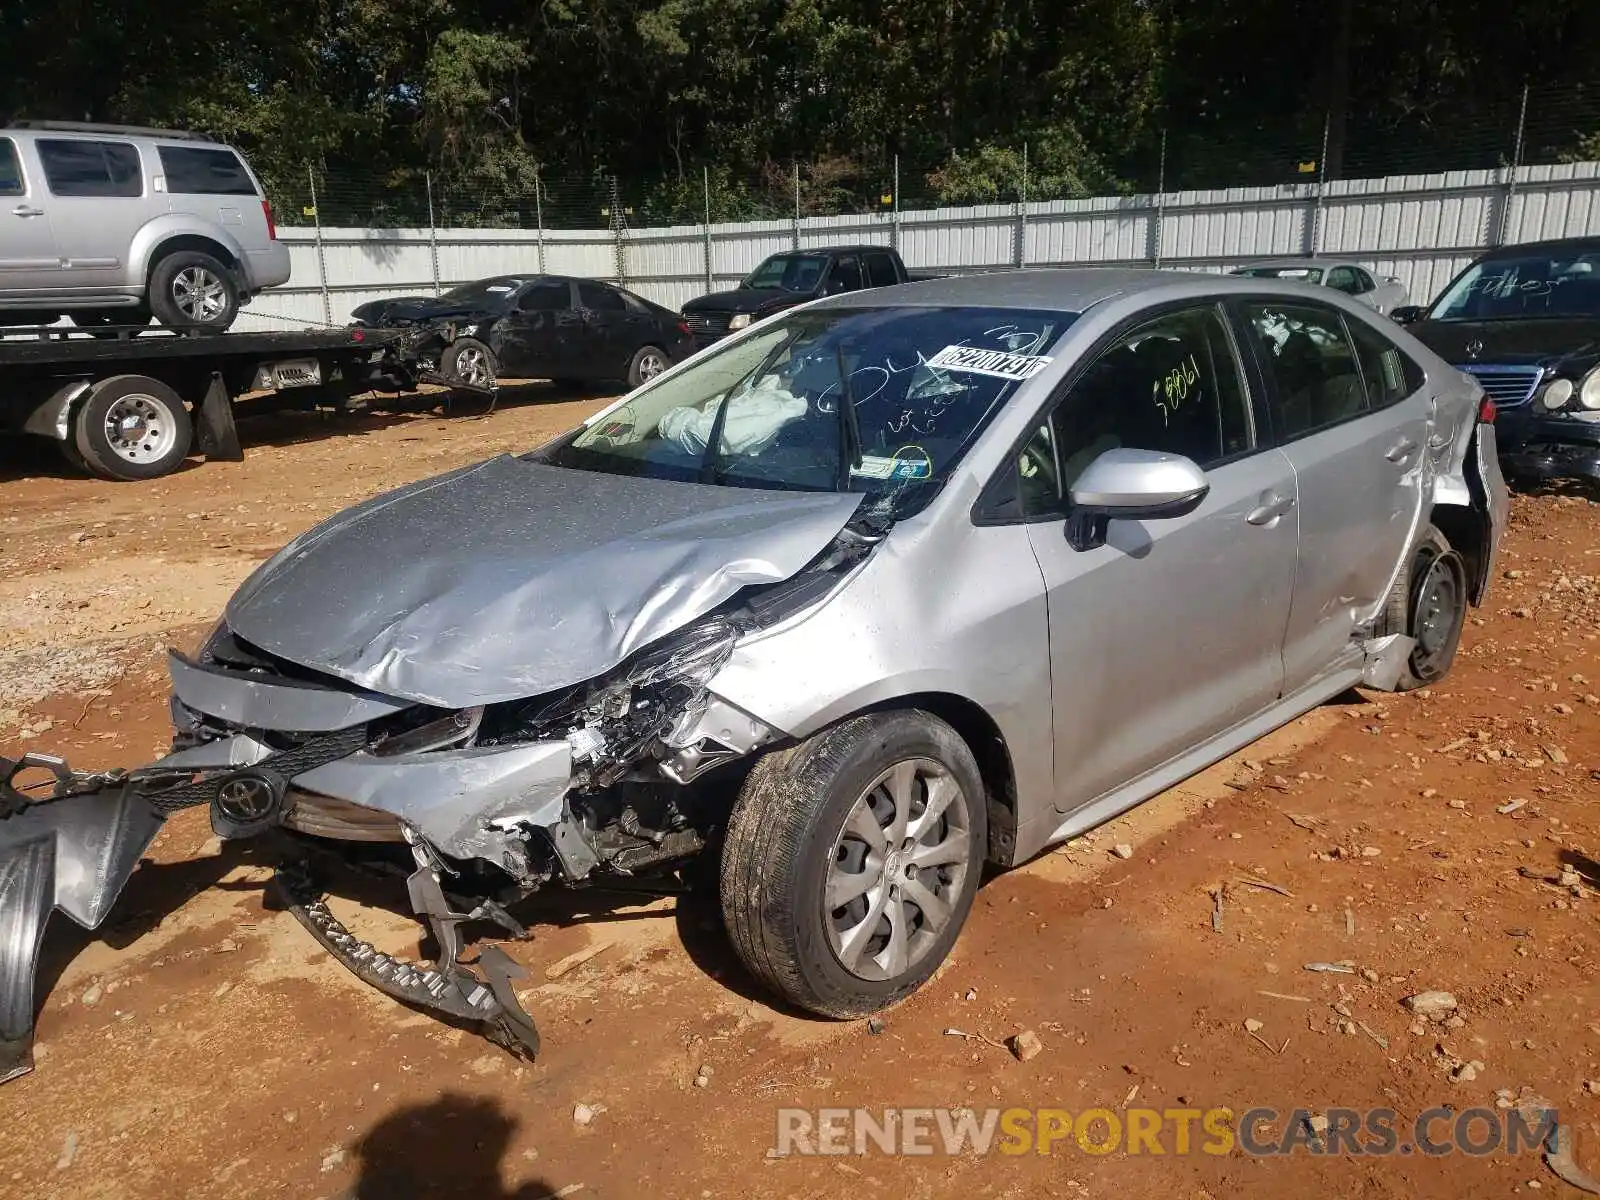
[1496,409,1600,484]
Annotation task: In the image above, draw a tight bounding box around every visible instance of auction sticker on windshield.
[926,345,1053,381]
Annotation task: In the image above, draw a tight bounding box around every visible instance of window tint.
[1347,316,1423,408]
[832,255,864,291]
[1353,268,1376,294]
[1245,302,1368,439]
[1326,266,1360,294]
[0,139,22,196]
[864,253,900,288]
[1018,305,1252,515]
[578,280,627,311]
[519,281,571,311]
[158,145,256,195]
[37,139,142,197]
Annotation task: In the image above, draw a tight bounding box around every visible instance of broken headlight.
[477,618,740,784]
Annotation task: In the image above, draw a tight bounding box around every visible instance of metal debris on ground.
[1210,886,1225,933]
[1236,877,1292,897]
[1303,962,1356,974]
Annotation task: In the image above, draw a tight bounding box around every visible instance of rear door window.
[37,139,142,197]
[578,281,627,311]
[1346,316,1424,408]
[1243,302,1369,439]
[864,252,900,287]
[831,255,864,291]
[158,145,257,195]
[0,138,23,196]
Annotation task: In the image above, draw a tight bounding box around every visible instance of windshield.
[542,306,1076,516]
[1429,248,1600,321]
[441,278,529,305]
[742,254,829,293]
[1233,265,1325,284]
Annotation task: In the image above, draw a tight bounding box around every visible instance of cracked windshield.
[548,306,1076,506]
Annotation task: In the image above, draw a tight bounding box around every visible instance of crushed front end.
[0,519,880,1084]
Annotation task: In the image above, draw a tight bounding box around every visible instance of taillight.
[677,320,691,336]
[262,200,277,240]
[1479,396,1497,423]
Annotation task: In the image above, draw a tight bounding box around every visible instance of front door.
[0,137,61,294]
[1018,303,1300,812]
[1238,299,1432,692]
[575,279,636,379]
[498,278,577,377]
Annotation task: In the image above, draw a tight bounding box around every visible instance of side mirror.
[1065,448,1209,551]
[1390,305,1424,325]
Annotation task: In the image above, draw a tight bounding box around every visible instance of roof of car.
[815,267,1212,312]
[1231,258,1363,272]
[1477,235,1600,259]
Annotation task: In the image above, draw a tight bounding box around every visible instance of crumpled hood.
[352,297,502,326]
[223,456,862,708]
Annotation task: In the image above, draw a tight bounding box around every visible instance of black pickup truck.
[680,245,939,348]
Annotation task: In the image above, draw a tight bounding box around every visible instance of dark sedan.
[351,275,695,390]
[1396,236,1600,485]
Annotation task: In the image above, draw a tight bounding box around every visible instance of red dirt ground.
[1,391,1597,1199]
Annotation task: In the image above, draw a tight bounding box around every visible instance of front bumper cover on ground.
[0,740,543,1086]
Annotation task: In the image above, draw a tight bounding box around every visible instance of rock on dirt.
[1112,844,1134,860]
[1403,991,1459,1021]
[1008,1030,1044,1062]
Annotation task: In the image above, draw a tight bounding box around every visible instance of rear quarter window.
[36,139,142,197]
[158,145,258,196]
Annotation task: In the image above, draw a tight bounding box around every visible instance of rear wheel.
[443,337,498,388]
[72,375,193,481]
[148,251,239,331]
[1378,523,1467,690]
[720,710,986,1018]
[626,345,670,389]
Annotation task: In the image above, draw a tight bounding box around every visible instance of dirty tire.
[73,375,193,481]
[720,710,986,1019]
[148,251,239,331]
[626,345,671,389]
[443,337,498,388]
[1377,523,1467,690]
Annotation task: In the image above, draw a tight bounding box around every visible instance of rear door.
[826,253,865,295]
[575,279,636,378]
[0,137,60,293]
[33,138,151,291]
[1238,298,1432,692]
[497,278,576,376]
[863,251,901,289]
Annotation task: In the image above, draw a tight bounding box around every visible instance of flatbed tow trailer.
[0,324,432,481]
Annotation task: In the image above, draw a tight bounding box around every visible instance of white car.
[1231,259,1410,316]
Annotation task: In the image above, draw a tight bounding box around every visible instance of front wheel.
[1378,523,1468,690]
[443,337,498,388]
[720,710,986,1018]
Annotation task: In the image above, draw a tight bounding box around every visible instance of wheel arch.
[138,231,244,288]
[1427,501,1489,606]
[850,691,1021,867]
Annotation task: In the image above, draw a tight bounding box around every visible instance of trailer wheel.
[73,375,193,481]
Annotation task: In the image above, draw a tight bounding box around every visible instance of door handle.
[1246,491,1295,526]
[1385,436,1417,463]
[11,205,44,218]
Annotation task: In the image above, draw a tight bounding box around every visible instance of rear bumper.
[243,243,292,293]
[1495,409,1600,484]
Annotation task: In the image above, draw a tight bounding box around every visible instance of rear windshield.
[158,145,257,196]
[1233,265,1325,285]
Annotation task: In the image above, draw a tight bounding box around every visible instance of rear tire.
[443,337,498,388]
[720,710,986,1019]
[626,345,671,389]
[148,251,239,331]
[1377,523,1467,690]
[72,375,193,481]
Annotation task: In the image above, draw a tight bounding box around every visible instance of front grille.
[1459,364,1542,408]
[682,312,731,337]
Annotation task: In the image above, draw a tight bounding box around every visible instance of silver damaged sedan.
[0,269,1509,1079]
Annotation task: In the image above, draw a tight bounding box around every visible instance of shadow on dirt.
[332,1092,565,1200]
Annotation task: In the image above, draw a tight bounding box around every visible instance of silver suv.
[0,122,290,332]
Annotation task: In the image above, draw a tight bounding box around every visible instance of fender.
[128,215,249,286]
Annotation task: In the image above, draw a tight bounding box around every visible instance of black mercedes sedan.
[1396,236,1600,485]
[351,275,695,390]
